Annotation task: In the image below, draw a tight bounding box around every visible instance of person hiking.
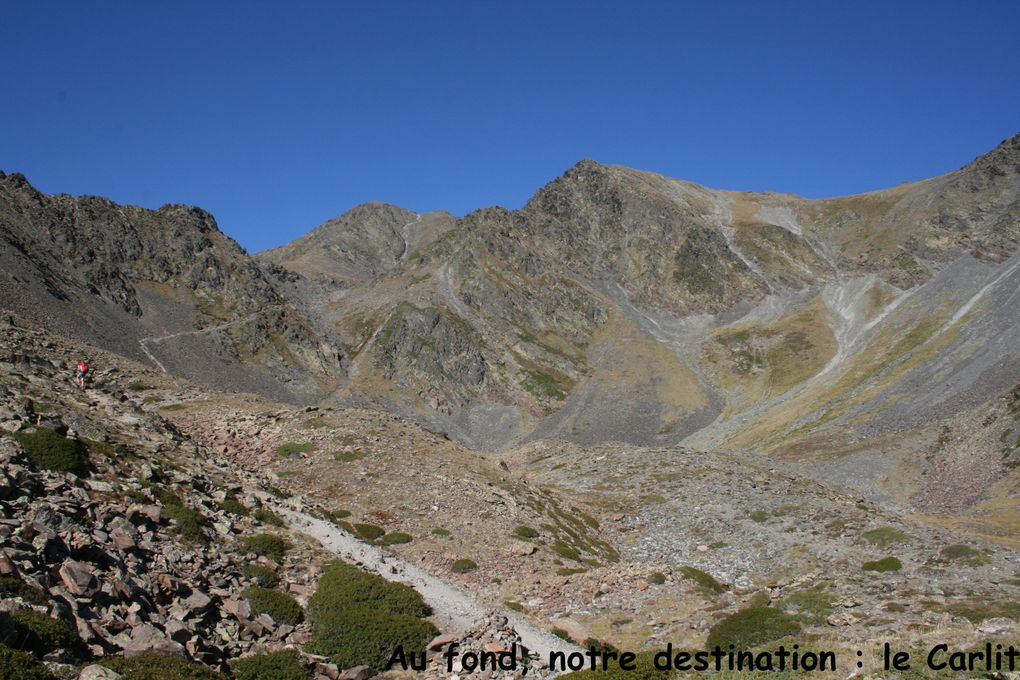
[75,358,90,389]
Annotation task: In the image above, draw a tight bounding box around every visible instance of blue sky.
[2,1,1018,252]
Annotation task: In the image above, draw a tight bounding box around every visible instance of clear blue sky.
[2,1,1018,253]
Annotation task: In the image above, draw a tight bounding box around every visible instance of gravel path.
[269,501,582,662]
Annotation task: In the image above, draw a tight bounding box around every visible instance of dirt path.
[264,498,581,662]
[138,305,282,373]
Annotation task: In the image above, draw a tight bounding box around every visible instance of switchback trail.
[138,305,283,372]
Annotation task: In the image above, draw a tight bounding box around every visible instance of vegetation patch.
[861,527,911,548]
[95,653,226,679]
[862,556,903,573]
[521,369,567,400]
[431,527,451,536]
[0,576,48,606]
[333,449,365,462]
[705,607,802,651]
[451,559,478,574]
[4,609,81,658]
[243,587,303,625]
[0,645,54,680]
[303,416,331,429]
[353,523,385,541]
[679,566,726,595]
[504,600,526,612]
[275,441,316,457]
[307,561,436,669]
[780,583,835,625]
[254,509,284,527]
[513,525,540,540]
[939,544,990,566]
[379,531,413,545]
[242,534,291,561]
[218,498,249,517]
[232,649,310,680]
[942,599,1020,623]
[152,487,208,542]
[13,428,89,475]
[647,572,666,585]
[748,509,769,523]
[241,563,278,588]
[558,567,587,576]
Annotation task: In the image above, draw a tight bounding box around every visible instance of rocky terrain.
[2,133,1019,678]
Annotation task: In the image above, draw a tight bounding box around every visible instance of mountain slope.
[0,171,343,402]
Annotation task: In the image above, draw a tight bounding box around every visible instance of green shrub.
[431,528,451,536]
[0,577,48,606]
[254,509,285,527]
[309,561,431,618]
[242,563,279,588]
[552,540,581,561]
[557,567,587,576]
[321,508,351,522]
[705,607,801,650]
[232,649,310,680]
[333,450,365,463]
[647,572,666,585]
[243,534,291,561]
[861,527,911,548]
[127,381,152,391]
[943,599,1020,623]
[276,442,315,457]
[679,566,726,595]
[551,627,572,641]
[513,525,540,539]
[379,532,412,545]
[353,523,385,541]
[307,561,436,669]
[4,610,81,658]
[243,587,303,625]
[152,487,208,542]
[0,645,54,680]
[504,600,525,612]
[218,498,249,517]
[303,417,331,429]
[308,606,438,670]
[862,556,903,572]
[451,559,478,574]
[780,584,834,625]
[13,428,88,475]
[748,510,769,523]
[939,544,989,566]
[97,653,226,679]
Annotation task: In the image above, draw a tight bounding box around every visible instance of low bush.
[308,607,437,670]
[218,499,249,517]
[679,566,726,595]
[748,510,769,523]
[552,540,580,561]
[0,577,48,606]
[276,442,315,458]
[13,428,88,475]
[242,563,279,588]
[939,544,989,566]
[242,534,291,561]
[6,610,81,658]
[780,584,835,625]
[451,559,478,574]
[862,556,903,573]
[152,487,208,542]
[243,587,303,625]
[96,653,226,679]
[232,649,310,680]
[353,523,385,541]
[705,607,801,650]
[647,572,666,585]
[379,532,412,545]
[254,509,285,527]
[861,527,911,548]
[309,561,431,618]
[431,527,451,536]
[307,561,436,669]
[0,645,54,680]
[513,525,540,539]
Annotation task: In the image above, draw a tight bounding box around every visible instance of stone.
[77,665,124,679]
[428,633,460,650]
[342,665,377,680]
[59,559,99,596]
